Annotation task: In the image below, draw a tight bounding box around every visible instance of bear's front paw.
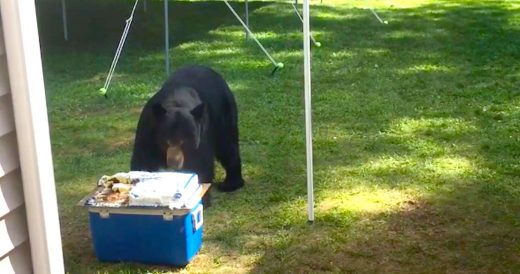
[217,179,244,192]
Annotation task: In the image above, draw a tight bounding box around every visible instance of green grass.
[38,0,520,273]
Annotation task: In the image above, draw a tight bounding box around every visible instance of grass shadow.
[36,0,271,52]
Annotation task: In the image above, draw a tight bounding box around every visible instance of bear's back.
[158,65,235,118]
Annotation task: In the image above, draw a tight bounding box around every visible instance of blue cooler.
[81,172,210,266]
[87,203,203,266]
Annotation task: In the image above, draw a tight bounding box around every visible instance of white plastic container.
[128,172,201,209]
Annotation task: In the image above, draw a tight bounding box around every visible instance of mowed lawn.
[37,0,519,273]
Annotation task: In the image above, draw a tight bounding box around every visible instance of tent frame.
[59,0,255,76]
[58,0,316,222]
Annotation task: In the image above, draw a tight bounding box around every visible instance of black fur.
[131,65,245,192]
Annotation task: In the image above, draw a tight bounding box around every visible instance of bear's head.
[152,102,206,170]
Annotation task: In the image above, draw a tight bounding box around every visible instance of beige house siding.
[0,14,33,273]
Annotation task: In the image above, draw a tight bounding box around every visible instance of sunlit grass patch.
[207,28,250,40]
[383,29,430,39]
[332,51,354,61]
[354,154,478,184]
[398,63,453,74]
[321,0,438,9]
[318,187,415,215]
[428,156,475,176]
[312,8,354,20]
[389,117,478,138]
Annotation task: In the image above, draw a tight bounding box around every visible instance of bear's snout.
[166,145,184,170]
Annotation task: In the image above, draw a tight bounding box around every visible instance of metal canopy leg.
[369,8,388,24]
[164,0,170,76]
[99,0,140,96]
[223,0,283,73]
[292,0,320,47]
[245,0,249,39]
[61,0,69,41]
[302,0,314,223]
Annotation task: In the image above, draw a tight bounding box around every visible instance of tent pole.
[303,0,314,222]
[61,0,68,41]
[245,0,249,39]
[164,0,170,76]
[223,0,280,67]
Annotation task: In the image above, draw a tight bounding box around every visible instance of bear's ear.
[152,103,167,119]
[190,103,206,121]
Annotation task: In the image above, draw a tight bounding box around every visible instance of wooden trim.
[0,0,64,272]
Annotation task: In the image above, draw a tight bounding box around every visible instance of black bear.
[131,65,245,192]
